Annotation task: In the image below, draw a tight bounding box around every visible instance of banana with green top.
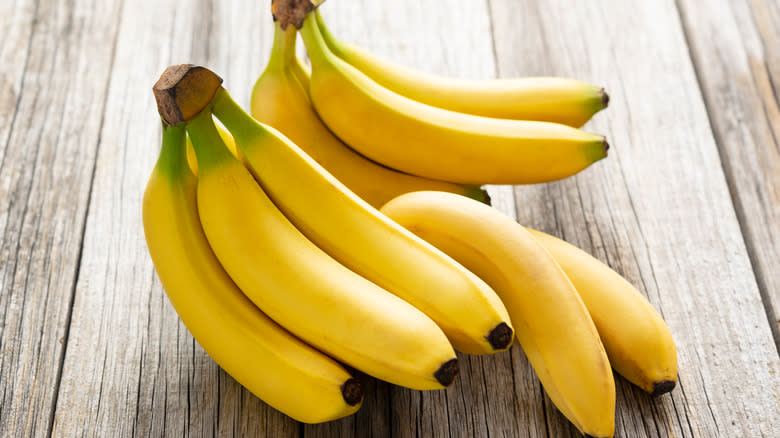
[143,121,362,423]
[299,13,609,185]
[313,8,608,127]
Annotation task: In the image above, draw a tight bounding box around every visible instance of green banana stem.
[155,122,189,179]
[299,11,331,66]
[313,9,341,55]
[211,87,267,151]
[268,21,298,71]
[185,108,234,171]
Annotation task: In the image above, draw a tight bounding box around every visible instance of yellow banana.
[314,9,608,127]
[299,15,608,185]
[381,191,615,437]
[250,22,486,208]
[142,122,362,423]
[526,229,677,395]
[215,81,512,355]
[182,106,458,391]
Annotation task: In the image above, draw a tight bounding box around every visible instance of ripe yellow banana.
[380,191,615,438]
[214,83,512,355]
[250,22,486,208]
[299,15,608,185]
[183,107,458,391]
[526,229,677,395]
[142,122,362,423]
[314,9,608,127]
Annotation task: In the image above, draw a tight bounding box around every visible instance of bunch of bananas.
[142,2,677,437]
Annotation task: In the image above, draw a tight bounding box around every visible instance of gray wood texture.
[0,0,778,436]
[0,0,121,436]
[490,0,780,436]
[50,0,295,436]
[675,0,780,349]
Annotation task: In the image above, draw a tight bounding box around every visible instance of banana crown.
[153,64,223,126]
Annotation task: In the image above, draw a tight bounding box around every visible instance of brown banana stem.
[153,64,223,126]
[271,0,324,29]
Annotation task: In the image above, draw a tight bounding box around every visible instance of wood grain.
[50,1,296,436]
[675,0,780,349]
[490,0,780,436]
[0,0,121,436]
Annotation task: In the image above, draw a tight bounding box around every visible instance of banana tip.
[651,379,676,397]
[600,88,610,108]
[602,137,610,156]
[434,358,459,387]
[340,378,363,406]
[486,322,513,351]
[482,189,492,206]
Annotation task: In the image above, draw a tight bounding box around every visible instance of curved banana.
[314,9,607,127]
[526,228,677,395]
[381,191,615,437]
[299,15,608,185]
[216,83,512,355]
[143,122,362,423]
[250,22,486,208]
[184,108,458,390]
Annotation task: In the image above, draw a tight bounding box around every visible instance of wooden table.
[1,0,778,436]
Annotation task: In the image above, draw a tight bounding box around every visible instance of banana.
[314,9,608,127]
[215,79,513,355]
[250,22,486,208]
[526,228,677,396]
[380,191,615,437]
[299,14,608,185]
[142,122,362,423]
[178,105,460,392]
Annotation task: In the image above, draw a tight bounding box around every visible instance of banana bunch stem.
[267,19,297,71]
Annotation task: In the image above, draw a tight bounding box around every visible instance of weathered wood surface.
[0,0,122,436]
[491,0,780,436]
[0,0,778,437]
[50,1,297,436]
[676,0,780,348]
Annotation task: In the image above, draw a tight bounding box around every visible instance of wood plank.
[302,2,550,438]
[490,0,780,436]
[51,1,297,436]
[675,0,780,348]
[0,0,34,165]
[0,0,122,436]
